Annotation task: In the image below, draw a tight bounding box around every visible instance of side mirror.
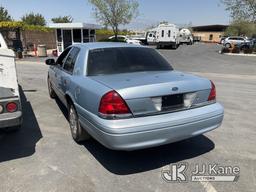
[45,58,56,65]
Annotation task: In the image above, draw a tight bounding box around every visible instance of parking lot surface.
[0,44,255,192]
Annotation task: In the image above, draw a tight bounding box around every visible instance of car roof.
[73,42,144,50]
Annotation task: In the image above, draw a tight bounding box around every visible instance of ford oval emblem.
[172,87,178,91]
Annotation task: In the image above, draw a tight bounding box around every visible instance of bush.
[243,48,253,54]
[220,47,230,53]
[231,46,240,53]
[0,21,52,32]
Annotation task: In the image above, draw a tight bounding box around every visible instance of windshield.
[87,47,173,76]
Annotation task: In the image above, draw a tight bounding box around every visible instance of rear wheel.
[48,77,56,99]
[69,104,90,143]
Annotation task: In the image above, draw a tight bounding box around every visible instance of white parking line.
[191,72,256,80]
[200,181,218,192]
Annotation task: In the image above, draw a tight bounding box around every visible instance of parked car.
[224,36,250,48]
[220,36,228,44]
[108,35,141,45]
[0,33,22,131]
[248,38,256,46]
[46,43,224,151]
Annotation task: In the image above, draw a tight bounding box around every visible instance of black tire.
[48,77,56,99]
[68,103,90,143]
[225,43,231,48]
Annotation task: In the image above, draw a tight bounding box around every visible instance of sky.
[0,0,231,30]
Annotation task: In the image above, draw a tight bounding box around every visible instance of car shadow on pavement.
[0,86,42,163]
[82,135,215,175]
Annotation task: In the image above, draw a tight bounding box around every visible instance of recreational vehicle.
[179,28,193,45]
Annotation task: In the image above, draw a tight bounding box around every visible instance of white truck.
[179,28,193,45]
[0,33,22,131]
[155,23,180,49]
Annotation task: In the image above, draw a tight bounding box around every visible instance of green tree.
[222,0,256,22]
[88,0,139,40]
[225,20,256,37]
[21,12,46,26]
[0,6,12,22]
[51,16,73,23]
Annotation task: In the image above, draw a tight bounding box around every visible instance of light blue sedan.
[46,43,224,151]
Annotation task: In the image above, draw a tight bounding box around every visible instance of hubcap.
[69,107,78,136]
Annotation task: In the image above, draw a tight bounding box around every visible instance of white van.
[155,23,180,49]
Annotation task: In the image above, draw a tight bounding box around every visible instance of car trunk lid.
[91,71,212,116]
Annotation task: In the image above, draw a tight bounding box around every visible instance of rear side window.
[87,47,173,76]
[63,47,80,73]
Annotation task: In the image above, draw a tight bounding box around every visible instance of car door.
[52,47,72,100]
[59,47,80,107]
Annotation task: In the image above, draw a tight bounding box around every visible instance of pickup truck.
[0,33,22,131]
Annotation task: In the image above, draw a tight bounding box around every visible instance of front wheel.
[225,43,231,48]
[69,104,90,143]
[48,77,56,99]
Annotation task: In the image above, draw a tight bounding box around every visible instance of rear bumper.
[0,111,22,128]
[77,103,224,151]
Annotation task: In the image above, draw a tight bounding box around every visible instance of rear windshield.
[87,47,173,76]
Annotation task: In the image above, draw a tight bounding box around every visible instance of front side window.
[87,47,173,76]
[56,47,72,67]
[63,47,80,73]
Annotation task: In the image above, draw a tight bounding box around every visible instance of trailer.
[0,33,22,131]
[179,28,193,45]
[155,23,180,49]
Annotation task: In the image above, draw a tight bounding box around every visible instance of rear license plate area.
[162,94,184,110]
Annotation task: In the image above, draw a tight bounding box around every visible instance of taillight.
[208,80,216,101]
[99,90,131,118]
[6,102,18,113]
